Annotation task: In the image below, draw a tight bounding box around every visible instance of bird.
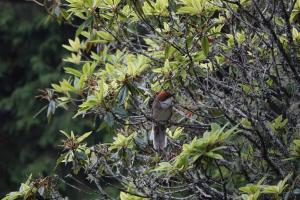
[150,91,173,150]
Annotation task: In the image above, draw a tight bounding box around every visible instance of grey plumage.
[150,93,172,150]
[151,124,168,150]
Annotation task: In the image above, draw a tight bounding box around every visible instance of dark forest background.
[0,2,90,197]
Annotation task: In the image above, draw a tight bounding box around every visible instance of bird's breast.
[153,107,172,121]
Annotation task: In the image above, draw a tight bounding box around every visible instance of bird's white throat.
[160,97,172,109]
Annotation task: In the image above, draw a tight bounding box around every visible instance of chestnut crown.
[155,91,173,102]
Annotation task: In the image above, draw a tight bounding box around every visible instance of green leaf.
[151,162,173,172]
[64,67,82,77]
[2,191,23,200]
[62,37,81,52]
[240,184,260,194]
[59,130,70,138]
[109,132,137,150]
[97,31,114,42]
[63,53,81,65]
[55,152,68,168]
[261,186,279,194]
[76,131,92,143]
[241,118,252,128]
[240,84,251,93]
[211,123,221,132]
[167,127,184,139]
[120,192,148,200]
[177,6,199,15]
[201,36,209,56]
[96,79,105,102]
[205,151,224,160]
[165,45,176,58]
[117,86,128,105]
[75,23,85,37]
[104,112,115,127]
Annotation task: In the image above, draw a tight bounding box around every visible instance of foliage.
[3,0,300,199]
[153,123,238,173]
[2,175,64,200]
[239,174,291,200]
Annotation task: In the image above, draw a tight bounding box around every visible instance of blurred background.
[0,1,92,197]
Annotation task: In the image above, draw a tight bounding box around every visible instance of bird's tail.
[150,124,167,150]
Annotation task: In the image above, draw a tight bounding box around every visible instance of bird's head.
[155,91,174,108]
